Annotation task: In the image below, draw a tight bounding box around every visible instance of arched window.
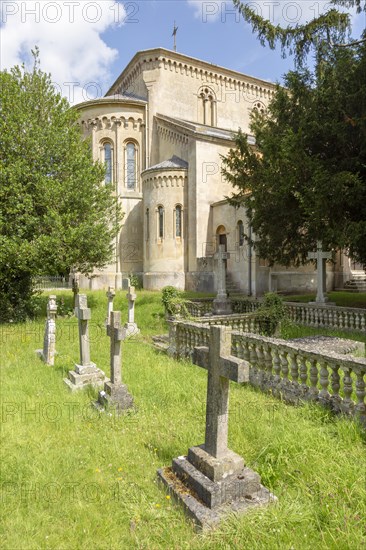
[252,101,265,115]
[237,220,245,246]
[103,142,113,184]
[146,208,150,240]
[158,206,164,239]
[198,87,217,126]
[175,205,182,238]
[125,142,136,189]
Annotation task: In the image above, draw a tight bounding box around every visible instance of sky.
[1,1,365,104]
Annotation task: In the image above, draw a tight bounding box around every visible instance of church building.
[75,47,359,295]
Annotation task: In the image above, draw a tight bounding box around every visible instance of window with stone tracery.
[125,142,137,189]
[175,205,182,238]
[157,205,164,239]
[198,87,217,126]
[252,101,265,115]
[102,141,113,184]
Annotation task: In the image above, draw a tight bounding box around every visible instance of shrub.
[256,292,289,337]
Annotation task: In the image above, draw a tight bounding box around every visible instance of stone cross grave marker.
[96,310,134,412]
[307,241,333,305]
[105,286,115,327]
[213,245,232,315]
[36,295,57,366]
[124,285,140,337]
[64,294,106,391]
[158,325,275,529]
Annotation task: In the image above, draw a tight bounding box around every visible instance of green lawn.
[1,291,365,549]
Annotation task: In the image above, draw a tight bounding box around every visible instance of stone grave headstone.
[95,310,134,412]
[124,285,140,337]
[307,241,335,305]
[64,294,106,391]
[122,277,131,290]
[105,286,115,327]
[36,295,57,366]
[212,245,232,315]
[157,325,275,530]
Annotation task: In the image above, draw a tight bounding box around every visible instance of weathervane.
[172,21,178,52]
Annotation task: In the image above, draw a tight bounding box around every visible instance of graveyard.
[1,289,366,549]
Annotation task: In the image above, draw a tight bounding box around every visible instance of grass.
[284,291,366,309]
[1,290,366,549]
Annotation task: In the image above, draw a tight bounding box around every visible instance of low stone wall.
[185,298,366,334]
[169,320,366,426]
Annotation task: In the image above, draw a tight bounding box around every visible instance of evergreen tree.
[0,50,123,321]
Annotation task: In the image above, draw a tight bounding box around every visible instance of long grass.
[1,290,365,549]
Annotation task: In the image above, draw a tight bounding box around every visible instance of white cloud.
[0,1,127,104]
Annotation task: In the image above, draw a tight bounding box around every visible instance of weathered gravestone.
[64,294,106,391]
[36,295,57,366]
[212,245,232,315]
[124,285,140,337]
[307,241,335,305]
[158,325,275,529]
[96,310,134,412]
[105,286,115,327]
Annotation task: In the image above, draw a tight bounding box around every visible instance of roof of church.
[145,156,188,171]
[155,114,256,145]
[106,47,276,97]
[104,92,147,102]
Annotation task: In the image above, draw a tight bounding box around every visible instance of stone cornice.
[106,47,277,98]
[74,96,147,112]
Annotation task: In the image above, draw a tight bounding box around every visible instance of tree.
[222,42,366,267]
[232,0,366,66]
[0,50,123,321]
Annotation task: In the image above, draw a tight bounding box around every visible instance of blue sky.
[1,1,365,104]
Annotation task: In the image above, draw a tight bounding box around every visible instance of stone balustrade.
[283,303,366,333]
[169,320,366,426]
[186,298,366,334]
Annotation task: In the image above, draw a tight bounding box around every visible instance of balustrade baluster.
[289,353,299,384]
[330,362,341,406]
[355,370,366,421]
[264,345,273,377]
[309,359,319,399]
[256,344,265,372]
[299,356,308,386]
[273,349,281,384]
[280,350,289,381]
[342,366,354,415]
[319,360,330,401]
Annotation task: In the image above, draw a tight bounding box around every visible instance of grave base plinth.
[64,363,106,391]
[157,453,276,530]
[95,381,134,413]
[124,322,140,337]
[212,298,232,316]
